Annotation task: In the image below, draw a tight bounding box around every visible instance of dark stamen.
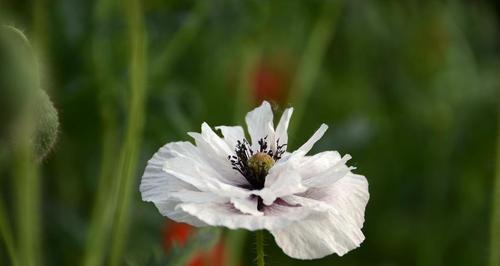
[228,136,287,191]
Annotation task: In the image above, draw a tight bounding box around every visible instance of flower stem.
[108,0,147,265]
[8,26,42,266]
[256,230,265,266]
[287,0,344,139]
[82,1,122,265]
[490,90,500,266]
[0,200,19,266]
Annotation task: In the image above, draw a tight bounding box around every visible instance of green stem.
[287,0,343,140]
[7,26,42,266]
[33,0,48,52]
[82,1,120,266]
[256,230,265,266]
[0,201,19,266]
[84,1,202,265]
[108,0,147,265]
[233,44,261,123]
[150,1,205,82]
[490,89,500,266]
[14,108,40,266]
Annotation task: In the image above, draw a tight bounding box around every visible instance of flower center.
[248,152,275,183]
[228,136,286,190]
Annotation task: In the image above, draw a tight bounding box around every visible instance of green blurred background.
[1,0,499,265]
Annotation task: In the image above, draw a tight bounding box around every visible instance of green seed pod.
[0,26,59,160]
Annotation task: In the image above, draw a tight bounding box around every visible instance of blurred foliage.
[0,0,499,265]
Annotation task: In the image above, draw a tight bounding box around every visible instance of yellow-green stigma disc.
[248,152,275,174]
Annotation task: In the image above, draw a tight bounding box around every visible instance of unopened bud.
[0,26,59,160]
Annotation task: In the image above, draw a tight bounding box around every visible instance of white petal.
[140,142,206,226]
[163,156,249,199]
[302,173,369,228]
[140,142,198,202]
[299,152,352,188]
[245,101,274,148]
[152,140,247,197]
[251,188,276,206]
[215,125,245,148]
[271,212,364,259]
[188,123,247,186]
[231,197,263,216]
[177,201,318,231]
[280,195,332,212]
[153,201,207,226]
[169,190,226,204]
[271,173,369,259]
[258,162,307,205]
[273,107,293,150]
[296,151,342,178]
[296,124,328,155]
[193,122,233,155]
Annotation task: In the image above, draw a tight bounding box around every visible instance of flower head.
[141,101,369,259]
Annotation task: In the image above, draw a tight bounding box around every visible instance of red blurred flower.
[163,221,226,266]
[163,222,193,250]
[251,57,293,105]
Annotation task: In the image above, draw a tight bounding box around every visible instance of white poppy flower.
[140,101,369,260]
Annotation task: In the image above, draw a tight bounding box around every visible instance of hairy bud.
[0,26,59,160]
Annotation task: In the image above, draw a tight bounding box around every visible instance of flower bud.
[0,26,59,160]
[32,89,59,159]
